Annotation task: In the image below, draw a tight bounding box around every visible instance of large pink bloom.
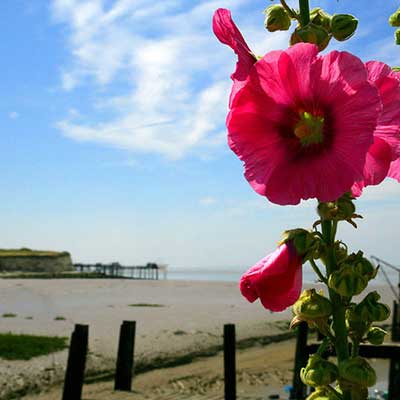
[352,62,400,196]
[214,9,382,205]
[240,242,302,312]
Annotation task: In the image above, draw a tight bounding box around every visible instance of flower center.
[294,111,324,146]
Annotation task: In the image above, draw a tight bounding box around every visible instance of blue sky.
[2,0,400,271]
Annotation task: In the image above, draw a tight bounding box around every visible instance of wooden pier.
[74,262,167,280]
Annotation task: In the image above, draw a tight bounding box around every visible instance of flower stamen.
[294,111,325,146]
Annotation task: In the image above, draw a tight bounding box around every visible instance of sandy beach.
[0,279,395,399]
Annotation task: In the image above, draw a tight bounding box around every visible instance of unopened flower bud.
[328,264,368,297]
[367,327,387,345]
[396,29,400,45]
[293,289,332,320]
[389,8,400,27]
[264,5,291,32]
[300,354,338,387]
[279,229,321,260]
[355,292,391,322]
[346,305,371,341]
[339,357,376,387]
[290,23,331,51]
[331,14,358,41]
[348,251,378,280]
[310,8,331,31]
[306,387,341,400]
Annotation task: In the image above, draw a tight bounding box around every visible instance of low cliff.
[0,249,73,273]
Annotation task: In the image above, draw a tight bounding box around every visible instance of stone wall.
[0,253,73,273]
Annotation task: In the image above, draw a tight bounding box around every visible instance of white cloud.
[199,196,217,206]
[9,111,19,120]
[51,0,290,158]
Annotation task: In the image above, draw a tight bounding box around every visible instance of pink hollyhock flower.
[212,8,257,106]
[351,62,400,196]
[240,242,302,312]
[214,9,382,205]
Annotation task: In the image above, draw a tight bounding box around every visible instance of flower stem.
[280,0,298,20]
[309,258,327,284]
[321,219,351,400]
[298,0,310,26]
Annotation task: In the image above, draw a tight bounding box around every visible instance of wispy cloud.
[199,196,217,206]
[8,111,19,120]
[51,0,290,159]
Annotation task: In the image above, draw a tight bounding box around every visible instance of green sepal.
[290,23,331,51]
[339,357,376,387]
[300,354,338,387]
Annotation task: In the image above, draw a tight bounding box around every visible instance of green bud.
[290,23,331,52]
[310,8,331,31]
[331,14,358,41]
[346,305,371,340]
[328,264,368,297]
[339,357,376,387]
[348,251,378,280]
[306,387,342,400]
[279,228,321,260]
[264,5,291,32]
[393,66,400,72]
[389,8,400,27]
[396,29,400,45]
[367,326,387,345]
[355,291,391,322]
[293,289,332,320]
[300,354,338,387]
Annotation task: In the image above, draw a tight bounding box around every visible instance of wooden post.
[392,301,400,342]
[224,323,236,400]
[114,321,136,391]
[388,358,400,400]
[62,324,88,400]
[290,322,308,400]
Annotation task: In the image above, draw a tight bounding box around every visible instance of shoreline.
[0,279,394,399]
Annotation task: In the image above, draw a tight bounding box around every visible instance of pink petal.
[367,61,400,159]
[239,242,302,312]
[212,8,257,105]
[351,138,392,196]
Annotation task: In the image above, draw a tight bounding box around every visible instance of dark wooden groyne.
[74,262,167,280]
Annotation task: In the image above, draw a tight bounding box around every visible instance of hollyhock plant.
[214,2,400,399]
[240,241,302,312]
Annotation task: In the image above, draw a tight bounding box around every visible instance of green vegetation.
[54,316,66,321]
[2,313,17,318]
[0,248,69,258]
[128,303,165,307]
[0,333,68,360]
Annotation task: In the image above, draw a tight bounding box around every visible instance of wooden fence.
[61,310,400,400]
